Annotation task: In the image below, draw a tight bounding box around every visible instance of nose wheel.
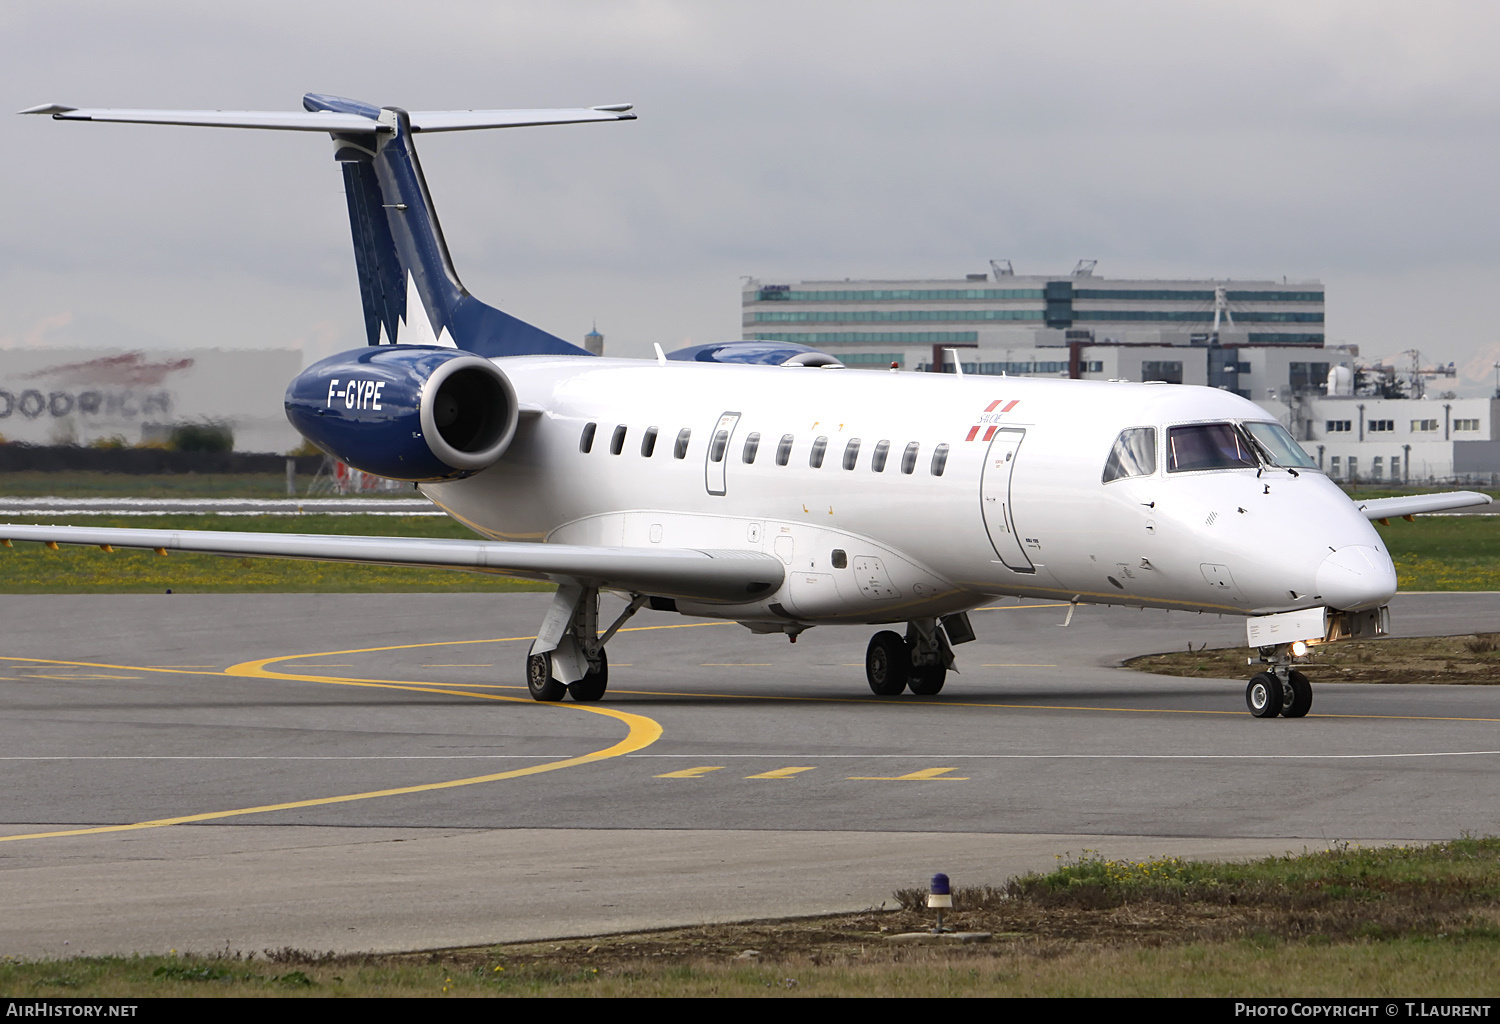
[1245,668,1312,718]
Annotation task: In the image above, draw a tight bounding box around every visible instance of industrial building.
[0,348,302,454]
[743,266,1498,482]
[743,263,1323,385]
[1280,393,1498,484]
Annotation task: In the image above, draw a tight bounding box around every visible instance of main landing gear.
[526,585,645,702]
[865,616,968,697]
[1245,645,1313,719]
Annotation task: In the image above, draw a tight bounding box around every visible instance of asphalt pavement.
[0,590,1495,956]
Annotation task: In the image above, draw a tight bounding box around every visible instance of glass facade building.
[744,273,1325,358]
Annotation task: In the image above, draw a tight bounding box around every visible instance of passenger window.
[579,422,597,454]
[809,436,828,469]
[674,428,691,459]
[776,434,794,466]
[1167,423,1257,473]
[610,424,627,455]
[842,438,861,470]
[831,549,847,569]
[871,440,890,472]
[1102,427,1157,483]
[640,426,658,458]
[901,442,919,475]
[709,428,730,463]
[930,443,950,477]
[742,432,761,464]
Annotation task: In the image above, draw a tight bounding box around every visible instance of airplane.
[6,94,1492,719]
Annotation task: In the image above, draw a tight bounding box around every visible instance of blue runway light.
[927,872,953,932]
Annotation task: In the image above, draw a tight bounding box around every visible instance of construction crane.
[1400,349,1457,399]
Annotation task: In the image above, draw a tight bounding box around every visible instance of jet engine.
[284,346,518,481]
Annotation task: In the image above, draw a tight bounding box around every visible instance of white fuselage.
[422,357,1397,625]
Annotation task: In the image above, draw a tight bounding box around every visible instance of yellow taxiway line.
[0,640,664,844]
[4,602,1500,845]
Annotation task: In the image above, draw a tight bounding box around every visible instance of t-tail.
[20,94,636,358]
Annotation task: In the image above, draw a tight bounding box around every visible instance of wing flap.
[1355,491,1493,520]
[0,525,783,603]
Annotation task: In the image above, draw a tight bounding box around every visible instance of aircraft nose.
[1315,545,1397,610]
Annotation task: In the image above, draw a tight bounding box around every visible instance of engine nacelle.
[666,340,844,367]
[284,346,518,481]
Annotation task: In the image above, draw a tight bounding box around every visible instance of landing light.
[1290,640,1308,658]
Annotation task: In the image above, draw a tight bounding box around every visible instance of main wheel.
[569,650,609,702]
[1281,669,1312,718]
[526,652,567,702]
[1245,672,1282,718]
[908,661,947,696]
[866,631,910,695]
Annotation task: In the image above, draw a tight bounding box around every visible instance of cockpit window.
[1167,422,1258,473]
[1243,421,1319,470]
[1102,427,1157,483]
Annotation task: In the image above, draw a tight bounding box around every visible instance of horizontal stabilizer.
[0,524,783,604]
[19,105,379,131]
[1355,491,1493,520]
[22,93,635,358]
[19,103,635,133]
[409,106,635,132]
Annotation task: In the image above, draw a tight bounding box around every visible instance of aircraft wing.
[1354,490,1493,521]
[0,524,782,604]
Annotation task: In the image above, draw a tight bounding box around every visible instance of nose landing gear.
[1245,646,1313,719]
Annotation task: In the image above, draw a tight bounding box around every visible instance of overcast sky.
[3,0,1500,394]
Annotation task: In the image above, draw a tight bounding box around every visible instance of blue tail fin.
[304,93,589,358]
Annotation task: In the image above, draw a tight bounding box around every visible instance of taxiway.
[0,591,1495,956]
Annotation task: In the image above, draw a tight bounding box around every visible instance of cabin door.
[704,411,741,495]
[980,427,1035,572]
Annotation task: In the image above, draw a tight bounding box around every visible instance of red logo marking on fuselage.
[967,399,1021,439]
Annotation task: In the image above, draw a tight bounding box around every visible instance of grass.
[1128,632,1500,684]
[4,838,1498,997]
[0,514,551,593]
[0,485,1493,594]
[996,835,1500,906]
[1375,516,1500,591]
[3,944,1498,997]
[0,471,360,499]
